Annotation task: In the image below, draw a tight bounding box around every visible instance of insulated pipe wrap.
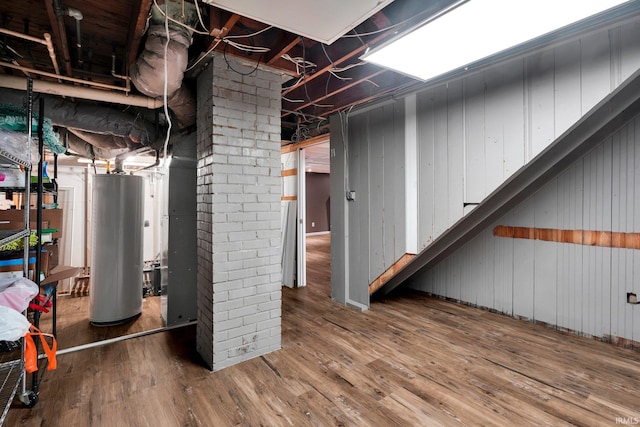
[130,26,190,98]
[130,0,198,128]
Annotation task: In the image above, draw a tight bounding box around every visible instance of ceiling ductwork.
[64,131,130,160]
[130,0,198,128]
[0,87,161,159]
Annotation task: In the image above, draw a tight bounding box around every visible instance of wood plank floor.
[6,233,640,426]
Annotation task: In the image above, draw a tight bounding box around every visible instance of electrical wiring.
[224,39,270,53]
[152,0,210,35]
[185,26,272,72]
[300,40,333,109]
[328,71,351,81]
[222,41,262,76]
[282,96,305,103]
[185,39,221,72]
[193,0,209,32]
[161,1,172,168]
[224,25,274,40]
[281,54,316,76]
[331,61,367,73]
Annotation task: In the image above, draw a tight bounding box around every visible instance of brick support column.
[196,55,282,371]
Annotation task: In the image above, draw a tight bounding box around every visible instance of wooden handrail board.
[493,225,640,249]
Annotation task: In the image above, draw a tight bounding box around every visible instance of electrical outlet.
[627,292,638,304]
[311,222,315,228]
[346,191,356,201]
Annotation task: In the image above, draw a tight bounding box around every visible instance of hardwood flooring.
[6,233,640,426]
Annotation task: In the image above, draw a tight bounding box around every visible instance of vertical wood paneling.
[527,50,555,158]
[368,108,385,280]
[410,112,640,345]
[484,68,506,193]
[329,115,347,303]
[463,73,486,203]
[553,40,582,139]
[511,197,535,319]
[582,149,597,336]
[633,118,640,345]
[580,31,612,115]
[477,229,495,309]
[384,103,402,264]
[496,64,526,180]
[533,182,558,325]
[611,129,623,339]
[336,15,640,318]
[417,91,435,249]
[493,215,514,315]
[555,163,584,332]
[599,140,613,338]
[568,163,584,334]
[433,85,449,237]
[412,18,640,254]
[460,235,481,305]
[620,22,640,83]
[347,113,370,305]
[446,80,464,225]
[393,102,407,261]
[449,250,462,301]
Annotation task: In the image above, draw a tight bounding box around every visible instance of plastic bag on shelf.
[0,305,30,341]
[0,129,40,165]
[0,277,39,312]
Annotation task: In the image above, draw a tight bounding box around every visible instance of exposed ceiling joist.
[126,0,152,67]
[45,0,72,75]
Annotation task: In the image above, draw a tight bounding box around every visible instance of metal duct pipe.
[0,74,157,107]
[0,87,162,147]
[65,132,130,159]
[130,0,197,128]
[67,128,137,150]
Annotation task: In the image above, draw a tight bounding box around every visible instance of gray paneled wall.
[330,101,405,308]
[331,14,640,310]
[416,19,640,250]
[409,114,640,344]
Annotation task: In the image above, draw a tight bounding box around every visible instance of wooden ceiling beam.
[280,28,397,97]
[44,0,71,75]
[126,0,152,68]
[265,35,300,67]
[310,75,417,118]
[283,69,387,116]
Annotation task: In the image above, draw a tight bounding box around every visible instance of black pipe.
[32,95,45,394]
[75,18,82,64]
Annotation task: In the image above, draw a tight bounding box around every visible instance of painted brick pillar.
[196,55,282,371]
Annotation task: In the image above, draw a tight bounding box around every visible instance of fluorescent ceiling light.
[363,0,630,81]
[202,0,394,44]
[77,158,108,165]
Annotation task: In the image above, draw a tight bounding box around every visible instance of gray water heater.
[89,174,144,325]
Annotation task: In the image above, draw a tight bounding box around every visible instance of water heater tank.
[89,174,144,325]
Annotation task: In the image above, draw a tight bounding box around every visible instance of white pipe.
[0,28,62,81]
[55,321,197,355]
[0,27,47,45]
[43,33,61,81]
[0,74,164,109]
[0,61,130,92]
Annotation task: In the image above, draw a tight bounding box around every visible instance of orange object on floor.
[24,325,57,373]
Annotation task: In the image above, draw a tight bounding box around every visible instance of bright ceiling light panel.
[363,0,631,81]
[203,0,395,44]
